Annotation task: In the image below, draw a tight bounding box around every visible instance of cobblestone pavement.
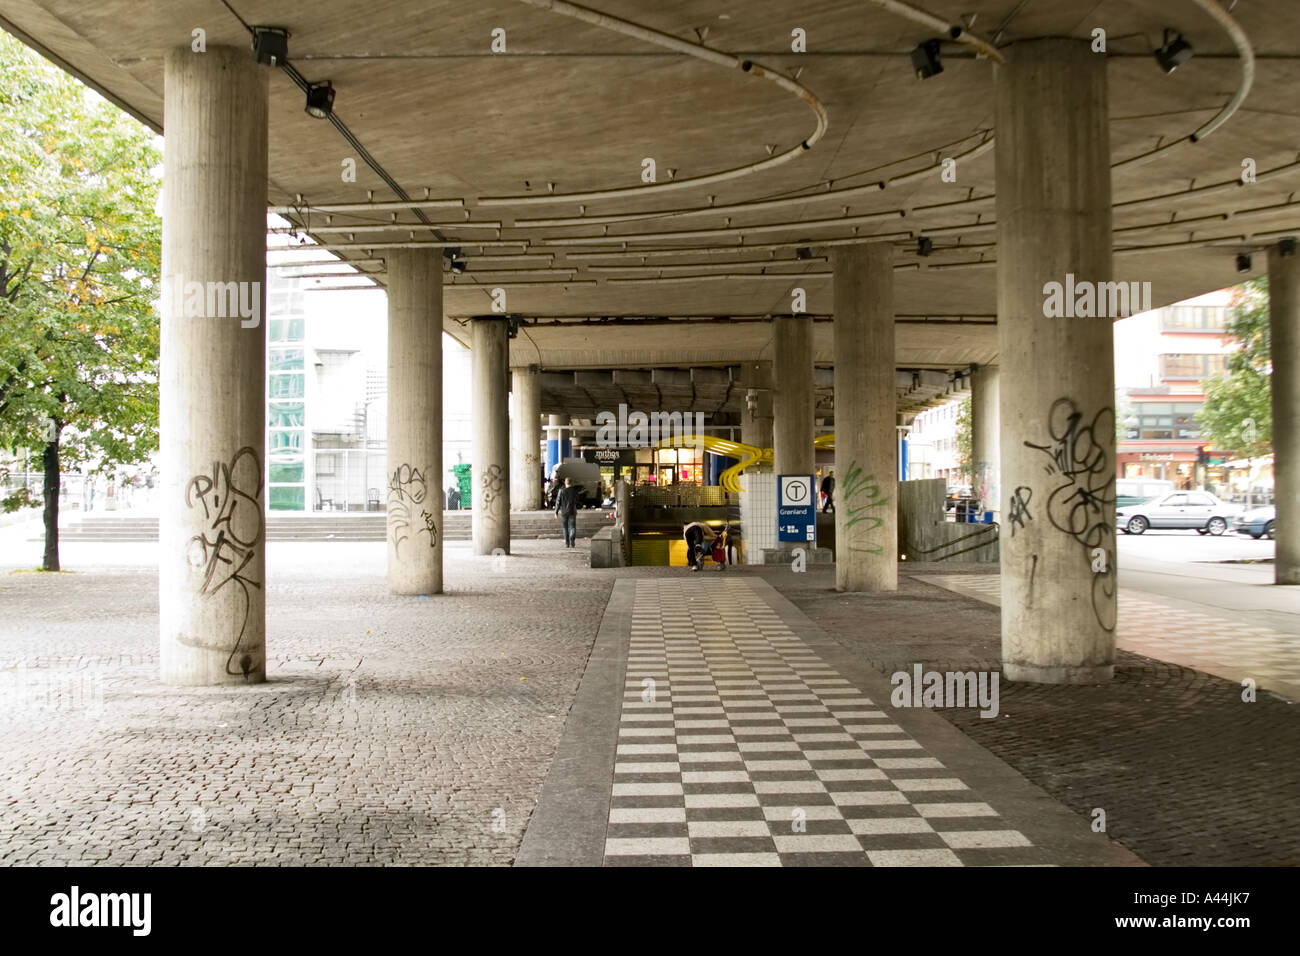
[770,563,1300,867]
[0,541,622,866]
[915,573,1300,701]
[4,540,1294,867]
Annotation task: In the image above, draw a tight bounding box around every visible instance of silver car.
[1117,491,1242,536]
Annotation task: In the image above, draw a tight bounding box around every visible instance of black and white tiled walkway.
[604,578,1039,866]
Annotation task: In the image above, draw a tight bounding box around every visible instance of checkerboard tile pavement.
[603,578,1044,867]
[913,574,1300,699]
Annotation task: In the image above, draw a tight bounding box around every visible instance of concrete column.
[971,364,1001,521]
[472,318,510,554]
[772,317,814,476]
[1270,241,1300,585]
[511,365,542,510]
[741,361,773,463]
[995,38,1116,683]
[832,244,897,590]
[159,47,268,686]
[385,249,443,595]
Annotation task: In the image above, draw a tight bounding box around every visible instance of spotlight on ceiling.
[1154,29,1194,73]
[917,237,934,257]
[304,81,335,119]
[911,40,943,80]
[1281,237,1298,258]
[251,27,289,67]
[795,246,813,260]
[1236,253,1252,274]
[450,259,466,275]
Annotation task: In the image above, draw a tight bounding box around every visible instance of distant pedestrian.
[683,520,714,572]
[555,477,581,548]
[820,471,835,513]
[446,486,461,510]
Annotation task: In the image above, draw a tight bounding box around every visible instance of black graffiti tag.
[481,464,505,516]
[388,464,434,557]
[1023,398,1117,632]
[185,446,264,677]
[1008,486,1033,537]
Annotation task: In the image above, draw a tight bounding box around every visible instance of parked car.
[1233,505,1276,540]
[1117,490,1242,536]
[1115,478,1175,508]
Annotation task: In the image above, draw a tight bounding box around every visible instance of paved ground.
[519,576,1136,867]
[778,564,1300,867]
[0,537,614,865]
[1,518,1296,867]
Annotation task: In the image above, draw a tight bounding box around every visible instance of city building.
[1114,290,1236,491]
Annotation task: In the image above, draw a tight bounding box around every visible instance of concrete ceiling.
[5,0,1300,392]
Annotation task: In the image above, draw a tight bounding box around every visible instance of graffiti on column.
[841,462,890,554]
[1022,397,1117,632]
[481,464,505,517]
[1007,486,1034,537]
[388,464,435,557]
[184,446,264,678]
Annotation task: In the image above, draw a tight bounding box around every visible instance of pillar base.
[1002,662,1114,685]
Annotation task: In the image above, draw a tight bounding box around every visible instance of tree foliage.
[954,394,973,480]
[0,33,161,568]
[1196,278,1271,460]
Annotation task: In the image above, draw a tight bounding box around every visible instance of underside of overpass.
[3,0,1297,690]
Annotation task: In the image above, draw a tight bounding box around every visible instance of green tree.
[954,394,973,481]
[0,33,161,570]
[1196,278,1271,460]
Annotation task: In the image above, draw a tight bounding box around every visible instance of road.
[1117,529,1296,634]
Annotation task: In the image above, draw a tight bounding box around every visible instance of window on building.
[269,348,305,372]
[268,401,305,428]
[1159,307,1226,332]
[269,318,305,343]
[269,429,303,452]
[269,462,305,483]
[269,372,305,398]
[1160,354,1227,381]
[1129,402,1202,441]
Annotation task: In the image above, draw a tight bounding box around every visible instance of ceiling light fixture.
[1154,29,1194,73]
[795,246,813,260]
[1235,253,1251,274]
[917,237,934,257]
[251,27,289,67]
[911,40,943,80]
[305,81,335,119]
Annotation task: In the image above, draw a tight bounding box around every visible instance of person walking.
[820,470,835,513]
[555,476,581,548]
[683,519,713,572]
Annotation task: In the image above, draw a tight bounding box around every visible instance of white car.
[1117,491,1243,536]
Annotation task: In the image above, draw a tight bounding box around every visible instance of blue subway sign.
[778,474,817,543]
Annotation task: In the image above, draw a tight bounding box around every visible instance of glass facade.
[267,278,307,511]
[1125,402,1203,441]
